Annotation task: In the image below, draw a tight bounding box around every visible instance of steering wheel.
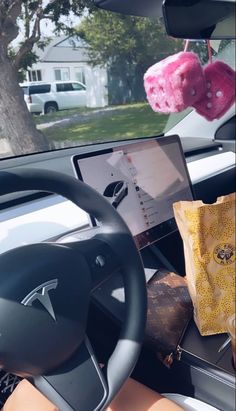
[0,169,147,411]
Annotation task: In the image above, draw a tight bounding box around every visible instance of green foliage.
[3,0,94,71]
[8,36,51,74]
[77,11,182,104]
[43,0,94,23]
[15,47,37,68]
[77,11,182,71]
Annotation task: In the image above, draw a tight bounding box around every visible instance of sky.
[12,11,82,48]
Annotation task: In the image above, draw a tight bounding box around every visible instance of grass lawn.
[40,103,168,145]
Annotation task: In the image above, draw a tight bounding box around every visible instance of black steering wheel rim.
[0,168,147,410]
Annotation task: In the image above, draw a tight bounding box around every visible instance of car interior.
[0,0,235,410]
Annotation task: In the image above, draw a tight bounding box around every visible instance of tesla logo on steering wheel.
[21,279,58,321]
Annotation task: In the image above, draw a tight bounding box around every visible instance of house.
[27,36,108,108]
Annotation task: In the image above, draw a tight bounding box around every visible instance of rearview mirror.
[163,0,236,39]
[94,0,163,18]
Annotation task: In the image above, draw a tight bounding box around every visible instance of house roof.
[35,36,90,63]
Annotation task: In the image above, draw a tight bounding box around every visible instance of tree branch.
[12,0,47,69]
[0,0,22,46]
[13,14,41,69]
[40,14,54,20]
[24,2,30,38]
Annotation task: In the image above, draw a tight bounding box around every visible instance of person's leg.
[2,377,184,411]
[2,379,58,411]
[107,378,184,411]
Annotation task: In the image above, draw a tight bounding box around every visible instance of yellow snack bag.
[173,193,235,336]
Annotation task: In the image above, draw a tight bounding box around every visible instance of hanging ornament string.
[207,40,213,64]
[184,39,190,52]
[184,39,212,62]
[184,39,213,64]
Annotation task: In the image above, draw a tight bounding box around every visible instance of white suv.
[20,81,87,114]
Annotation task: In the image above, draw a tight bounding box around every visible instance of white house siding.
[28,61,87,83]
[28,61,108,108]
[85,66,108,108]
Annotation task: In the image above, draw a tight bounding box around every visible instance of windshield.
[0,9,235,159]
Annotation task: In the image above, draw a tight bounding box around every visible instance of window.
[28,70,42,82]
[29,84,51,95]
[56,83,73,92]
[1,4,235,161]
[54,68,70,81]
[72,83,86,91]
[74,68,85,85]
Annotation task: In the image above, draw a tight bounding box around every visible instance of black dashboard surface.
[0,136,232,209]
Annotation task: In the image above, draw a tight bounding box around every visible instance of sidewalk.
[36,107,121,130]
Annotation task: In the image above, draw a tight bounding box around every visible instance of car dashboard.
[0,134,235,249]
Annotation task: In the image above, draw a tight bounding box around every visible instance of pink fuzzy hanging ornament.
[193,61,236,121]
[144,51,206,113]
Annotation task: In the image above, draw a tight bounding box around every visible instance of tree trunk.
[0,45,52,156]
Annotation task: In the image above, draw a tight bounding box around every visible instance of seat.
[164,394,220,411]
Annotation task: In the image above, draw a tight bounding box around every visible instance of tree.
[0,0,93,156]
[78,11,181,69]
[77,11,182,103]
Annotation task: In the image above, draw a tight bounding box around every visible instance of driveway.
[37,107,121,130]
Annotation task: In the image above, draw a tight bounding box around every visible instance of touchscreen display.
[73,136,193,249]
